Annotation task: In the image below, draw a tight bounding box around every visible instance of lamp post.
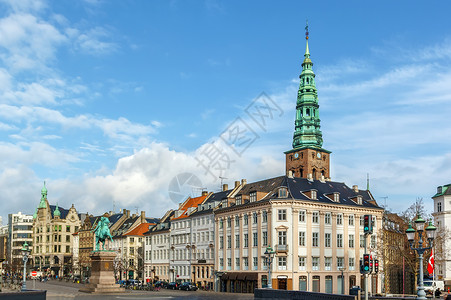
[339,267,346,294]
[20,242,30,291]
[405,216,437,300]
[264,245,275,289]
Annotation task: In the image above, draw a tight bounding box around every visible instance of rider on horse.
[92,215,114,251]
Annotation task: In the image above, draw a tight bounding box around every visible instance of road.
[18,279,255,300]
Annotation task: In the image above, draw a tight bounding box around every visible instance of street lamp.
[339,267,346,294]
[264,245,275,289]
[405,217,437,300]
[21,242,30,291]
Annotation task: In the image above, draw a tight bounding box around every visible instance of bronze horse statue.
[92,216,114,251]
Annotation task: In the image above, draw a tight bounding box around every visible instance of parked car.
[180,282,197,291]
[154,281,167,288]
[167,282,177,290]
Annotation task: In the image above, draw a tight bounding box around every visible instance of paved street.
[2,279,254,300]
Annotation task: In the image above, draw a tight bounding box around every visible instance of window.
[262,211,267,223]
[253,257,258,270]
[227,217,231,228]
[235,257,240,268]
[325,213,331,225]
[325,257,332,270]
[312,257,319,270]
[349,257,355,271]
[253,212,258,224]
[312,276,320,292]
[235,196,241,205]
[360,216,364,227]
[337,234,343,248]
[244,214,248,225]
[253,232,258,247]
[299,231,305,246]
[312,232,319,247]
[278,257,287,270]
[278,231,287,245]
[312,211,319,223]
[278,187,288,198]
[244,233,249,248]
[219,219,223,229]
[220,236,224,249]
[325,233,331,247]
[235,216,239,227]
[235,234,240,248]
[262,231,268,246]
[360,234,365,248]
[325,275,333,294]
[250,192,257,202]
[349,214,354,226]
[243,257,249,268]
[437,202,442,212]
[337,257,344,269]
[219,258,224,269]
[227,235,231,248]
[299,257,306,270]
[299,210,305,222]
[334,193,339,202]
[299,276,307,291]
[337,214,343,225]
[66,225,70,232]
[349,234,354,248]
[278,209,287,221]
[227,258,232,269]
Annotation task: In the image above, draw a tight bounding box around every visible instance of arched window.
[312,169,317,179]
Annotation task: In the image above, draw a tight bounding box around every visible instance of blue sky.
[1,0,451,223]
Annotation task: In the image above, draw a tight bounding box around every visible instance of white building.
[144,211,172,283]
[7,212,33,274]
[432,183,451,286]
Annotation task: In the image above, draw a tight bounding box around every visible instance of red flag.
[427,248,434,275]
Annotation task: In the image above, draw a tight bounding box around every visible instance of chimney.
[222,184,228,191]
[141,211,146,223]
[202,191,208,196]
[288,170,293,178]
[234,181,240,188]
[241,179,247,186]
[352,185,359,193]
[126,210,130,218]
[132,213,136,218]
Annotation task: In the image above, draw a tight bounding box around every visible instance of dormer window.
[334,193,339,202]
[278,187,288,198]
[437,186,443,194]
[303,189,318,200]
[236,195,242,205]
[311,190,317,200]
[357,196,363,205]
[250,192,257,202]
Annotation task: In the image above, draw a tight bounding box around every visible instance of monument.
[79,215,124,293]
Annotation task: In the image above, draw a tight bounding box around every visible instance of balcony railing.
[276,244,288,252]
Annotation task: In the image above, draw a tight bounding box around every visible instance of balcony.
[275,244,288,253]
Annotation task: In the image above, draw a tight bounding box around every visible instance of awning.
[245,273,258,281]
[228,273,238,280]
[236,273,246,280]
[221,273,229,280]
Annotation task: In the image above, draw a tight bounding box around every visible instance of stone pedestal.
[79,251,124,293]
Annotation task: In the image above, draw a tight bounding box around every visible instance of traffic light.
[369,256,373,273]
[363,254,370,274]
[364,215,373,234]
[374,259,379,273]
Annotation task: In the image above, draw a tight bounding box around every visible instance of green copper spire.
[54,202,61,217]
[33,208,37,219]
[38,181,47,209]
[292,22,324,149]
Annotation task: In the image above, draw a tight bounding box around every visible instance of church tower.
[285,23,331,180]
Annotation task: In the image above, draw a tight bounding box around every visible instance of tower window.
[306,108,310,116]
[437,202,442,212]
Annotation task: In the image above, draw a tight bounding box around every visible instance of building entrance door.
[278,278,287,290]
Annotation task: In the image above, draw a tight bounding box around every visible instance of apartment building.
[144,210,173,283]
[169,194,208,283]
[7,211,33,273]
[31,183,82,277]
[215,175,384,294]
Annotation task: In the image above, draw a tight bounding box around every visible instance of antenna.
[113,200,116,214]
[219,176,228,191]
[192,187,207,196]
[380,196,388,210]
[366,173,370,191]
[134,206,138,215]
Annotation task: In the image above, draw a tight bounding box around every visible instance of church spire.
[285,22,331,181]
[292,21,323,149]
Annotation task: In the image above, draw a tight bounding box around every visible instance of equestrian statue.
[92,215,114,251]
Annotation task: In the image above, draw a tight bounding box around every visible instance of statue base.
[79,251,124,293]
